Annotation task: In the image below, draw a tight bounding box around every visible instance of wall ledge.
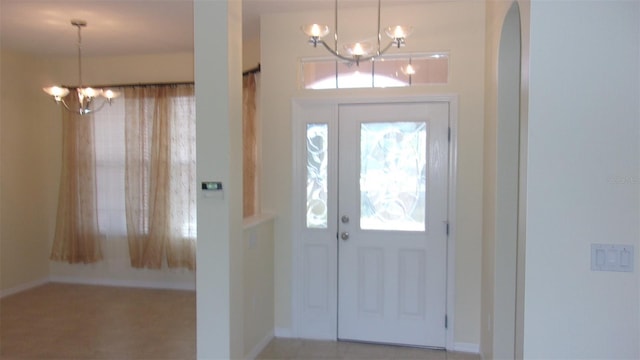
[243,212,276,229]
[452,342,480,354]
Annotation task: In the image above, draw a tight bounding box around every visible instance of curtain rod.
[62,81,195,89]
[62,64,261,89]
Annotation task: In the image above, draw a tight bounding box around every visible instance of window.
[94,88,197,240]
[301,53,449,89]
[52,84,196,269]
[94,96,127,237]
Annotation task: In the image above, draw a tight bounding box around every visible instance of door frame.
[291,94,459,350]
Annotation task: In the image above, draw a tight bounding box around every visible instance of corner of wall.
[1,50,59,293]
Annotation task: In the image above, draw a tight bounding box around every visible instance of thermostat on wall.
[202,181,223,191]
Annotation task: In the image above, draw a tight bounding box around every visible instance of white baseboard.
[49,276,196,291]
[0,277,49,299]
[274,327,293,338]
[452,342,480,354]
[245,329,274,360]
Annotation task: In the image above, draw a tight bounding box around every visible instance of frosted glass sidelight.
[307,124,329,228]
[360,122,427,231]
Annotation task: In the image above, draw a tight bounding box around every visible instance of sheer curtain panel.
[243,73,258,218]
[125,85,196,270]
[50,96,104,263]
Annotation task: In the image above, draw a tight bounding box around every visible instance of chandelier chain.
[76,23,83,87]
[377,0,381,56]
[42,19,120,116]
[334,0,338,53]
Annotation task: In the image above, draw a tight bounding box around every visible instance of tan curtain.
[124,85,196,270]
[243,73,258,218]
[50,96,104,263]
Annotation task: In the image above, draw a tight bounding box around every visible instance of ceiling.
[0,0,392,57]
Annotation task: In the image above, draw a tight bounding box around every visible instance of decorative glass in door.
[306,123,329,229]
[360,121,427,231]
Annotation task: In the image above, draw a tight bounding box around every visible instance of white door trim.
[291,94,459,350]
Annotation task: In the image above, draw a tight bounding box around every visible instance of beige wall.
[0,50,59,294]
[243,36,261,72]
[243,216,275,358]
[242,34,273,360]
[481,2,500,355]
[481,1,500,357]
[261,1,485,346]
[41,52,194,87]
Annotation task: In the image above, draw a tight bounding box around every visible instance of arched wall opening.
[494,1,522,359]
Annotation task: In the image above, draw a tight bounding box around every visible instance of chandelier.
[301,0,412,65]
[42,20,119,115]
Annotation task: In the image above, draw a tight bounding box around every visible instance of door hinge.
[445,315,448,329]
[448,127,451,142]
[445,222,449,236]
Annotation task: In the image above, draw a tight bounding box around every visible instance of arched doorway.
[494,2,522,359]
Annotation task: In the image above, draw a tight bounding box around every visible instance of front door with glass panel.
[337,102,449,347]
[295,99,449,347]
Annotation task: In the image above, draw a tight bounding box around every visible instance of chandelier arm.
[317,38,397,64]
[355,40,396,63]
[92,98,108,113]
[81,98,108,115]
[319,40,357,62]
[58,99,74,113]
[376,41,395,57]
[57,98,88,115]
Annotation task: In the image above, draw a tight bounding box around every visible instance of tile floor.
[1,284,480,360]
[0,283,196,359]
[256,338,480,360]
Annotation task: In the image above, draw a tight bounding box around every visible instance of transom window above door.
[301,53,449,89]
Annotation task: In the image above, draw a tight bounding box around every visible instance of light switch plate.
[591,244,634,272]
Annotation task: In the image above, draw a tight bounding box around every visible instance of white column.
[195,0,243,358]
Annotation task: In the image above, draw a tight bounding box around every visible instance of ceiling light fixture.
[43,20,120,115]
[302,0,412,66]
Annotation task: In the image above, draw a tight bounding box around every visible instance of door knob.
[340,232,349,240]
[341,215,350,224]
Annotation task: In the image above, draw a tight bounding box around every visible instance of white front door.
[293,98,451,347]
[337,102,449,347]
